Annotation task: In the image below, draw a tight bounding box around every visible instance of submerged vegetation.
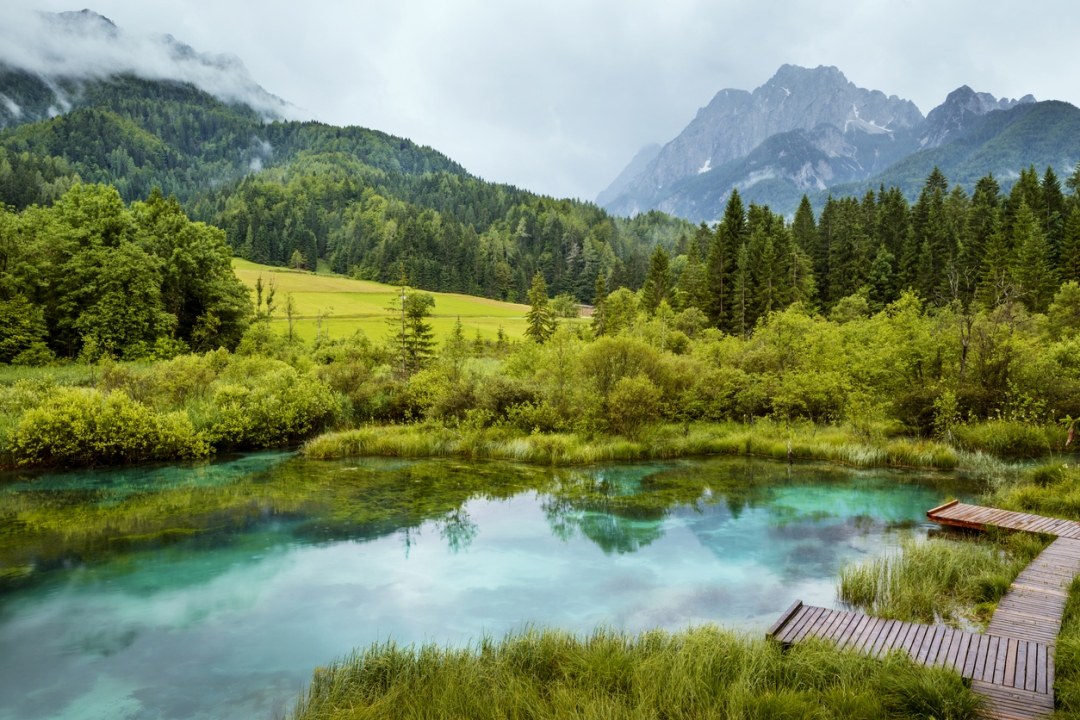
[290,627,981,720]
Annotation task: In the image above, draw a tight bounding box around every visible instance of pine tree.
[876,185,910,263]
[403,292,436,375]
[1061,211,1080,283]
[732,243,751,337]
[525,271,556,342]
[1042,166,1066,263]
[867,244,896,312]
[792,195,817,257]
[978,227,1015,310]
[678,236,709,311]
[752,234,782,320]
[1013,202,1059,313]
[640,244,673,312]
[591,270,607,336]
[473,328,485,357]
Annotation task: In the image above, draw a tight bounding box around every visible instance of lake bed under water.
[0,452,975,720]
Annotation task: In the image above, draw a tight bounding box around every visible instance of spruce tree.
[1061,211,1080,283]
[867,244,896,312]
[591,270,607,336]
[978,227,1014,310]
[525,271,556,343]
[876,185,910,264]
[678,236,709,312]
[792,195,817,257]
[732,243,751,337]
[1013,202,1059,313]
[1042,166,1066,263]
[640,244,673,312]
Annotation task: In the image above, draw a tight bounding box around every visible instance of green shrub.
[11,388,209,466]
[208,365,338,448]
[607,375,662,439]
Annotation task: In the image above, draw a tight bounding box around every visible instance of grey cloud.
[0,8,308,121]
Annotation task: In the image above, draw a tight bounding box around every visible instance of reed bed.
[289,626,980,720]
[838,532,1048,628]
[303,421,960,469]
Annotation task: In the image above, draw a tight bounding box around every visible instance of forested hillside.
[0,76,692,303]
[654,163,1080,338]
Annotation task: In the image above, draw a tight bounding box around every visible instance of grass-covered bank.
[304,421,961,469]
[290,627,981,720]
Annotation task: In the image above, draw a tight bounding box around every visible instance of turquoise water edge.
[0,452,974,720]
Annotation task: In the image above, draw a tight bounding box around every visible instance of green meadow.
[232,259,549,343]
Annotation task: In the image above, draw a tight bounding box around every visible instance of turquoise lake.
[0,452,974,720]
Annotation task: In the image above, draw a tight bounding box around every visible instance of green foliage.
[606,375,662,439]
[12,387,209,466]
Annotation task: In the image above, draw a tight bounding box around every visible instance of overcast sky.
[5,0,1080,200]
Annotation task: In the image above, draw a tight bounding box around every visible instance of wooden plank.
[1024,642,1037,693]
[1036,643,1047,695]
[1014,640,1027,692]
[828,612,860,643]
[1003,638,1018,688]
[803,607,835,642]
[948,631,968,671]
[838,613,870,649]
[981,636,999,682]
[993,636,1009,685]
[775,606,812,644]
[902,623,925,655]
[964,633,984,678]
[933,628,954,667]
[817,609,847,641]
[926,499,959,516]
[851,613,885,651]
[791,606,826,644]
[872,620,899,657]
[923,626,944,665]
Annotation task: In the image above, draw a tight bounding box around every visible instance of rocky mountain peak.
[919,86,1036,148]
[598,64,922,211]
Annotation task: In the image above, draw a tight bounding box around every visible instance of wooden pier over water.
[767,500,1080,720]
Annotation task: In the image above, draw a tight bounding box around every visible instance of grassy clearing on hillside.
[304,421,960,469]
[290,627,980,720]
[231,259,566,342]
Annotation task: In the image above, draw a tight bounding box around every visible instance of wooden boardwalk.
[766,501,1080,720]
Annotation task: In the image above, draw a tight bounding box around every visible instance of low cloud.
[0,9,309,121]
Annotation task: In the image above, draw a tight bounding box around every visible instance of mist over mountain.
[0,9,304,128]
[597,64,1064,220]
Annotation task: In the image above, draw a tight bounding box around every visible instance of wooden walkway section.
[766,500,1080,720]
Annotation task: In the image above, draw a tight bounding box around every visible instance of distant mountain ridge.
[598,65,1055,220]
[0,9,302,128]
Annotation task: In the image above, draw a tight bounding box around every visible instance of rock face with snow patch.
[599,65,923,216]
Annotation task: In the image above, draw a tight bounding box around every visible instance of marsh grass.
[1055,577,1080,716]
[290,626,981,720]
[952,421,1069,457]
[838,531,1048,628]
[304,421,960,469]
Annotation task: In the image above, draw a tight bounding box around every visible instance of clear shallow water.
[0,452,975,720]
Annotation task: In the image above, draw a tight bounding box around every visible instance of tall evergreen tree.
[791,195,817,258]
[867,244,896,312]
[1042,166,1066,263]
[876,185,910,264]
[640,244,674,312]
[1013,202,1059,313]
[678,236,709,311]
[1061,211,1080,283]
[525,271,556,343]
[978,226,1015,310]
[732,242,751,337]
[591,270,607,336]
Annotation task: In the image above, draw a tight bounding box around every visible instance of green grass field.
[232,260,540,343]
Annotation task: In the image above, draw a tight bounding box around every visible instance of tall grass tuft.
[838,532,1047,627]
[290,626,981,720]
